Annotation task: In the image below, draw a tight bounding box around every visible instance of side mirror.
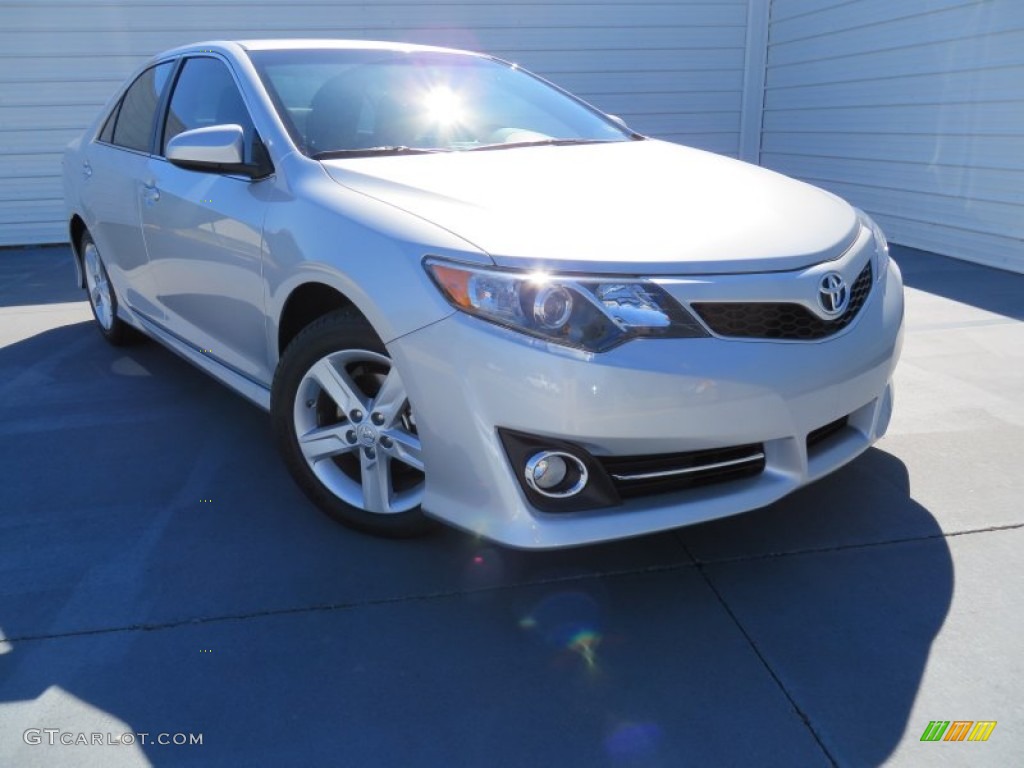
[166,124,270,179]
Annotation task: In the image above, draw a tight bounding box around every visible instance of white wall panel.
[0,0,750,245]
[762,0,1024,272]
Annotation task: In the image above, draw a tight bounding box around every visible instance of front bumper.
[387,259,904,549]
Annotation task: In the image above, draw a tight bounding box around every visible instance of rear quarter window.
[109,61,174,153]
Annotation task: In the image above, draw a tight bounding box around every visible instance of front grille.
[692,261,873,340]
[807,416,849,450]
[598,443,765,500]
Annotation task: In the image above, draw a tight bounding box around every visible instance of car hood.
[321,139,859,275]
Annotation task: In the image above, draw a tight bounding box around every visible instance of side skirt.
[122,305,272,412]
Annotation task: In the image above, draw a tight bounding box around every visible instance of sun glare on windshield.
[249,49,633,156]
[422,86,464,126]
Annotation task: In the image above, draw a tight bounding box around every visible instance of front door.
[140,55,272,385]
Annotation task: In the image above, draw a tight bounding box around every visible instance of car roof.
[239,39,474,54]
[156,39,479,60]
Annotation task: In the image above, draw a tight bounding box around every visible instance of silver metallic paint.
[63,39,905,548]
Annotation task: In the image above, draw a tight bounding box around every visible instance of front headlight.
[857,209,890,282]
[424,258,708,352]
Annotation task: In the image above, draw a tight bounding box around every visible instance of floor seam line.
[691,521,1024,565]
[4,559,699,644]
[678,533,839,767]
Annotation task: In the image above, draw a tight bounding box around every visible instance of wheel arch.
[69,215,88,288]
[276,280,371,359]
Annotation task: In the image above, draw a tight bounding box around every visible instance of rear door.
[140,55,273,385]
[84,61,174,319]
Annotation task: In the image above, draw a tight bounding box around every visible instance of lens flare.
[423,86,463,124]
[519,591,605,670]
[605,721,663,764]
[462,547,505,595]
[567,628,601,669]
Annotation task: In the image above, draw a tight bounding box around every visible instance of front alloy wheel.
[272,310,433,537]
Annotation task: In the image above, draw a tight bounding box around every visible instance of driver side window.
[162,57,256,160]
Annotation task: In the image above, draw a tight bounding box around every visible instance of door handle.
[82,162,92,180]
[142,182,160,205]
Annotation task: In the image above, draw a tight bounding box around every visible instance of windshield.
[247,48,634,157]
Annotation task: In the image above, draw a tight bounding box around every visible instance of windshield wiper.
[311,146,447,160]
[466,138,624,153]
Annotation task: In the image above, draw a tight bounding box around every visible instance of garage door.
[760,0,1024,273]
[0,0,751,246]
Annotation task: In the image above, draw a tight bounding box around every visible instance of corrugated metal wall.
[760,0,1024,273]
[0,0,750,246]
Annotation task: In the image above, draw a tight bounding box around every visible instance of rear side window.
[97,101,120,143]
[162,57,255,158]
[110,61,174,152]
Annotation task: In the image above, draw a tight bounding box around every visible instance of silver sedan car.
[63,40,904,549]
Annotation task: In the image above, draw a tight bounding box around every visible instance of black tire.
[79,231,138,346]
[271,309,435,538]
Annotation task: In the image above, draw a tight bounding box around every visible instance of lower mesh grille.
[692,261,873,340]
[598,444,765,499]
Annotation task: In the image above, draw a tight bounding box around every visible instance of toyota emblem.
[818,272,849,316]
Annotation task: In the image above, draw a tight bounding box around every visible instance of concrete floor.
[0,244,1020,767]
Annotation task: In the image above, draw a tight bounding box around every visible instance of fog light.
[499,428,620,513]
[524,451,588,498]
[531,455,567,489]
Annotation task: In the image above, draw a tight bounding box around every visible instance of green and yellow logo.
[920,720,997,742]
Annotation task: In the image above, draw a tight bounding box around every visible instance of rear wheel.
[271,309,433,538]
[81,232,134,345]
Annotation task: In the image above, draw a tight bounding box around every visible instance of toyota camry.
[63,40,904,548]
